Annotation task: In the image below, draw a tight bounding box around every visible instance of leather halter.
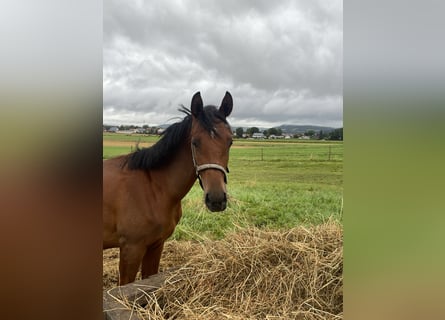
[191,142,228,189]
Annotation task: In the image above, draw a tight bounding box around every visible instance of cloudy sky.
[104,0,342,128]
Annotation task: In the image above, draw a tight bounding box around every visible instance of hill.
[157,123,339,135]
[277,124,336,134]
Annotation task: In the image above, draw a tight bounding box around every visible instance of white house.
[252,132,265,139]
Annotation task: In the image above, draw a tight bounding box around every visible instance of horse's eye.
[192,139,200,147]
[229,140,233,146]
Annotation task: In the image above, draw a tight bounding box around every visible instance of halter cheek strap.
[191,143,229,189]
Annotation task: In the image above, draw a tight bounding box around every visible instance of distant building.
[252,132,265,139]
[108,126,119,133]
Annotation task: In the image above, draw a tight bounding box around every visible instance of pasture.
[103,133,343,239]
[103,133,343,319]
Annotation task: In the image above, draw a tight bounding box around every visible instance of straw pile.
[116,222,343,319]
[103,249,119,290]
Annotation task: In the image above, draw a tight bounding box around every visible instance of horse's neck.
[160,143,197,201]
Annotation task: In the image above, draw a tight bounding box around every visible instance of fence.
[230,144,343,162]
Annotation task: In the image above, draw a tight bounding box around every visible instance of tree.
[267,127,278,136]
[328,128,343,141]
[150,127,159,134]
[246,127,259,136]
[235,127,244,138]
[305,129,315,137]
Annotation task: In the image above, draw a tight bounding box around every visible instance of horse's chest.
[139,204,182,240]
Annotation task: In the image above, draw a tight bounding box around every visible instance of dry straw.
[104,222,343,319]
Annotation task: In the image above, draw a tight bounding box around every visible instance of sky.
[103,0,343,129]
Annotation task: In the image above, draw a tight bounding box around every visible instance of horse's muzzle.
[205,192,227,212]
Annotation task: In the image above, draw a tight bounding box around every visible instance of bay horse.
[103,91,233,285]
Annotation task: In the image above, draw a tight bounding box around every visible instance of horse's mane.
[123,105,229,170]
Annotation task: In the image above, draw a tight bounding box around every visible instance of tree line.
[235,127,343,140]
[104,124,343,141]
[103,124,160,134]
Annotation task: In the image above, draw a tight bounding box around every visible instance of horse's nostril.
[205,192,225,203]
[205,192,227,212]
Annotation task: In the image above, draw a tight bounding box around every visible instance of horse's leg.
[141,241,164,278]
[118,243,146,285]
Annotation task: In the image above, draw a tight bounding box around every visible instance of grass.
[102,146,133,158]
[103,134,343,240]
[103,134,344,318]
[102,133,160,143]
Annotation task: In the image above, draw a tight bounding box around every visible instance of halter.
[191,142,229,189]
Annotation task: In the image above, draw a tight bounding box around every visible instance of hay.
[124,222,343,319]
[103,249,120,289]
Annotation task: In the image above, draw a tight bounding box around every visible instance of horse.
[103,91,233,285]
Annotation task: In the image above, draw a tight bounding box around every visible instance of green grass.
[103,146,133,159]
[102,133,161,143]
[103,135,343,240]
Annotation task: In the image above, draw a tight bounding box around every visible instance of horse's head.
[189,91,233,212]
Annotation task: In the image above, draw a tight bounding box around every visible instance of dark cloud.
[104,0,342,128]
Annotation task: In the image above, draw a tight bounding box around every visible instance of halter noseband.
[191,142,229,189]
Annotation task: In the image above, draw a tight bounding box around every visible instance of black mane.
[124,105,229,170]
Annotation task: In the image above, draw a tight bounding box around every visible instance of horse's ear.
[219,91,233,117]
[191,92,203,117]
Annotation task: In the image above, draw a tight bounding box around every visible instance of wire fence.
[231,144,343,162]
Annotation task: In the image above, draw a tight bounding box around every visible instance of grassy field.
[103,133,343,317]
[103,133,343,240]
